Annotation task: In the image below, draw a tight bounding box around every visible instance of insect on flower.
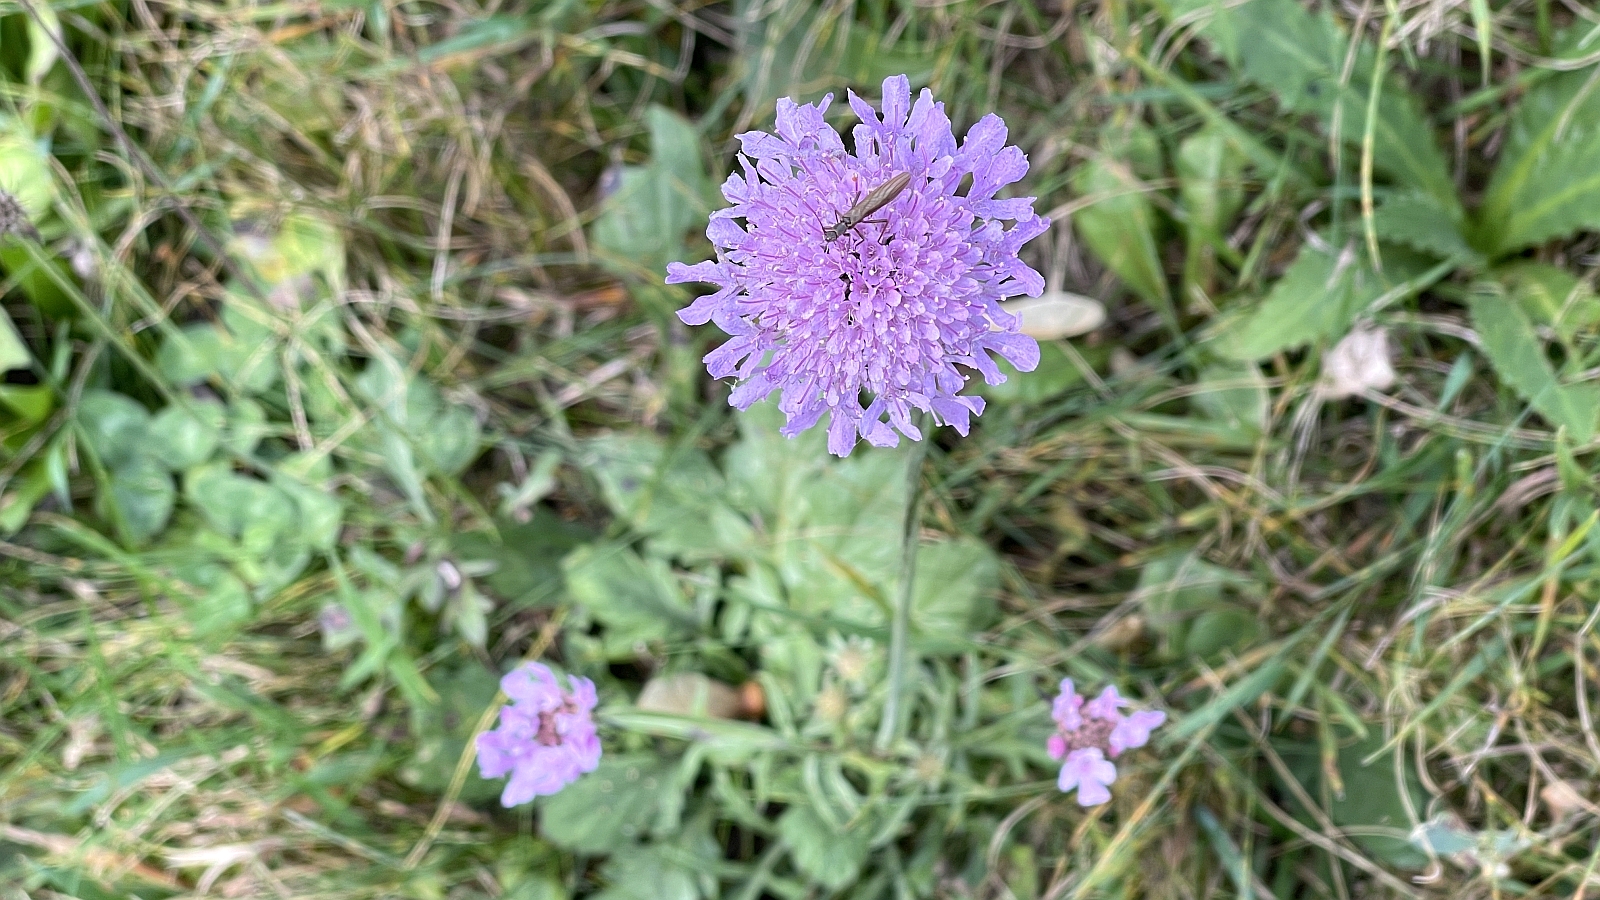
[822,171,911,242]
[667,75,1049,457]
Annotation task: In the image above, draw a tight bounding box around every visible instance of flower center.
[1059,717,1115,755]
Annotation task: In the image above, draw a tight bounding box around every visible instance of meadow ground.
[3,0,1600,897]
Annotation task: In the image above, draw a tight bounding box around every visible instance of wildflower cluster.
[476,663,601,807]
[1047,679,1166,806]
[666,75,1049,457]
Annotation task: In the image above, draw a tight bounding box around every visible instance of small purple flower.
[476,663,601,806]
[666,75,1048,457]
[1058,748,1117,806]
[1047,679,1165,807]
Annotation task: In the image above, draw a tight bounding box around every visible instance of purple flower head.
[476,662,601,806]
[666,75,1049,457]
[1047,680,1166,807]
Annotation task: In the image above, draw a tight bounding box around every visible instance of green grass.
[4,0,1600,897]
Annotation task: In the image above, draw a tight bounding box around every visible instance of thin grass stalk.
[875,416,928,752]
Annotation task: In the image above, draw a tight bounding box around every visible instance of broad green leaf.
[1477,67,1600,256]
[911,537,999,643]
[778,805,870,891]
[539,755,676,853]
[1177,0,1456,207]
[562,543,698,655]
[453,511,591,606]
[147,401,224,471]
[0,384,53,424]
[105,456,175,546]
[583,432,754,561]
[1137,549,1260,661]
[171,560,253,638]
[396,662,502,802]
[76,389,151,470]
[1215,244,1369,361]
[592,107,710,274]
[1468,282,1600,441]
[592,824,721,900]
[1281,734,1429,869]
[156,318,280,394]
[1372,191,1477,262]
[1071,156,1170,309]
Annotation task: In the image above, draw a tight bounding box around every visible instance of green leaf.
[76,389,151,470]
[539,755,676,853]
[105,455,175,546]
[583,433,754,561]
[592,106,710,274]
[778,805,870,891]
[1497,261,1600,343]
[24,4,62,86]
[1179,0,1456,207]
[147,401,224,471]
[0,306,32,374]
[1477,67,1600,256]
[1190,363,1268,436]
[1468,281,1600,441]
[562,543,698,655]
[172,560,253,638]
[1070,156,1170,309]
[0,119,55,221]
[911,537,999,643]
[1281,734,1429,869]
[1177,128,1247,293]
[1215,244,1369,361]
[1137,549,1260,661]
[1372,191,1477,262]
[0,383,53,425]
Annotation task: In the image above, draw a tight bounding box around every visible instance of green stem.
[875,425,928,753]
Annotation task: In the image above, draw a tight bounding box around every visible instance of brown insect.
[822,171,911,242]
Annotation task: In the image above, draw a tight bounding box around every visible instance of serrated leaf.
[1216,244,1367,360]
[1477,68,1600,256]
[1469,282,1600,441]
[1071,156,1170,308]
[1372,191,1477,261]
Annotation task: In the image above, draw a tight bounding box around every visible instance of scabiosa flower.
[666,75,1048,457]
[476,662,601,806]
[1047,679,1165,807]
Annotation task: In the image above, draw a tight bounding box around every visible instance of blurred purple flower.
[666,75,1048,457]
[1047,679,1165,807]
[476,662,601,806]
[1057,747,1117,805]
